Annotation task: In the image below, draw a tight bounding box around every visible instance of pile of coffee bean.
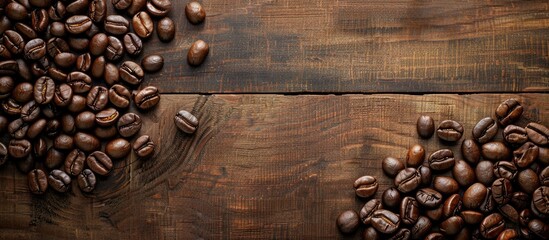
[0,0,206,195]
[336,99,549,240]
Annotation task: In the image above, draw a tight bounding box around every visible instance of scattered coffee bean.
[472,117,498,144]
[28,169,48,195]
[188,40,209,66]
[495,99,523,126]
[185,1,206,24]
[428,149,455,171]
[354,175,378,198]
[157,17,175,42]
[133,135,154,158]
[174,110,198,134]
[436,120,464,142]
[416,115,435,139]
[141,54,164,73]
[77,169,96,193]
[336,210,359,234]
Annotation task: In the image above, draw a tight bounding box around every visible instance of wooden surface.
[143,0,549,93]
[0,94,548,239]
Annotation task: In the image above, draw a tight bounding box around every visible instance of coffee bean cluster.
[337,99,549,240]
[0,0,206,196]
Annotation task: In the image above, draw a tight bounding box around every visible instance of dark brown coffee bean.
[157,17,175,42]
[354,175,378,198]
[8,118,29,139]
[141,54,163,72]
[440,216,464,235]
[65,15,92,34]
[48,169,71,193]
[513,142,539,168]
[90,33,108,56]
[517,169,540,194]
[382,157,404,178]
[24,38,46,60]
[114,113,140,138]
[60,115,75,135]
[45,147,64,169]
[0,76,14,97]
[394,168,421,193]
[47,67,67,82]
[103,63,119,85]
[381,187,400,210]
[416,115,434,139]
[21,100,40,122]
[539,147,549,167]
[463,183,487,210]
[434,176,459,195]
[417,165,432,186]
[188,40,209,66]
[123,33,142,56]
[32,137,46,158]
[67,95,87,113]
[48,1,66,21]
[14,23,37,40]
[105,15,129,35]
[532,186,549,216]
[0,60,18,77]
[406,144,425,168]
[528,219,549,239]
[27,119,46,139]
[416,188,443,208]
[511,191,530,210]
[90,56,106,79]
[29,0,52,8]
[12,82,33,103]
[74,132,100,152]
[503,125,528,146]
[68,37,90,51]
[6,2,27,21]
[86,86,108,111]
[0,44,11,60]
[498,204,519,224]
[4,30,24,55]
[493,161,518,180]
[119,61,144,85]
[18,155,36,174]
[362,227,380,240]
[127,0,146,15]
[473,117,498,144]
[64,149,85,176]
[336,210,359,234]
[108,84,130,109]
[425,233,444,240]
[492,178,512,205]
[45,118,60,136]
[112,0,132,10]
[496,99,523,126]
[388,228,411,240]
[480,213,505,239]
[66,0,89,14]
[28,169,48,194]
[174,109,198,134]
[31,9,48,33]
[53,84,73,107]
[460,210,484,225]
[526,122,549,146]
[33,76,55,105]
[133,135,154,158]
[410,216,431,239]
[31,58,50,77]
[75,53,91,72]
[89,0,107,22]
[105,138,130,159]
[481,141,511,161]
[400,196,419,225]
[105,36,124,61]
[94,126,117,139]
[371,210,400,234]
[359,199,382,225]
[86,151,112,176]
[146,0,171,17]
[53,134,74,150]
[425,204,443,222]
[428,149,455,171]
[436,120,463,142]
[47,37,69,58]
[443,193,462,218]
[95,107,119,127]
[519,209,532,226]
[76,111,95,130]
[67,71,92,93]
[541,166,549,186]
[132,11,154,38]
[476,161,495,186]
[54,52,77,68]
[0,16,10,36]
[78,169,96,193]
[2,98,22,115]
[453,159,475,187]
[185,1,205,24]
[134,86,160,110]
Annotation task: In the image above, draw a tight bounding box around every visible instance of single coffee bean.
[94,126,118,139]
[6,2,28,21]
[78,169,96,193]
[47,67,68,82]
[443,193,463,218]
[460,210,484,225]
[45,147,65,169]
[493,161,518,180]
[54,52,77,68]
[476,161,496,186]
[119,61,144,85]
[105,36,124,61]
[53,134,74,150]
[352,175,378,199]
[53,84,73,107]
[359,199,382,225]
[362,227,380,240]
[400,196,420,225]
[65,15,92,34]
[0,15,10,36]
[495,99,523,126]
[440,216,464,235]
[336,210,359,234]
[526,122,549,146]
[519,209,532,226]
[64,149,85,176]
[74,132,100,152]
[132,11,154,38]
[157,17,175,42]
[517,169,540,194]
[108,84,131,109]
[394,168,421,193]
[47,37,69,58]
[45,118,60,136]
[27,119,46,139]
[0,60,18,76]
[498,204,519,224]
[416,115,435,139]
[532,186,549,216]
[416,188,443,208]
[8,139,31,159]
[76,53,92,72]
[12,82,34,103]
[452,159,475,187]
[21,100,40,122]
[117,112,142,137]
[175,110,198,134]
[48,1,66,21]
[61,114,76,134]
[481,141,511,161]
[425,233,444,240]
[436,120,464,142]
[480,213,505,239]
[133,135,154,158]
[473,117,498,144]
[48,169,71,193]
[462,139,481,166]
[0,116,8,134]
[112,0,132,10]
[66,0,89,14]
[539,147,549,166]
[528,219,549,239]
[417,165,432,186]
[86,86,108,111]
[68,95,87,113]
[24,38,46,60]
[28,169,48,194]
[146,0,171,17]
[0,44,11,60]
[69,37,90,51]
[31,9,49,33]
[67,71,92,93]
[425,204,444,222]
[105,15,129,35]
[89,0,107,23]
[90,33,108,56]
[381,187,401,210]
[75,111,96,130]
[463,183,488,210]
[185,1,206,24]
[428,149,455,171]
[491,178,513,205]
[510,191,530,210]
[95,108,119,127]
[434,176,459,195]
[8,118,29,139]
[497,229,519,240]
[105,138,131,159]
[86,151,112,176]
[513,142,539,168]
[406,144,425,168]
[127,0,146,15]
[371,210,400,234]
[49,22,66,37]
[123,33,142,56]
[411,216,431,239]
[541,166,549,186]
[388,228,411,240]
[382,157,405,178]
[4,30,24,55]
[188,40,209,66]
[0,76,14,98]
[91,56,106,78]
[104,63,120,85]
[2,98,22,115]
[503,125,528,146]
[134,86,160,110]
[141,54,163,72]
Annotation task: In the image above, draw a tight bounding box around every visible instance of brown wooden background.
[1,0,549,239]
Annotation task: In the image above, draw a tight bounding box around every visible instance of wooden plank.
[136,0,549,93]
[0,94,547,239]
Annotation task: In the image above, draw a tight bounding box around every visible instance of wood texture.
[138,0,549,93]
[0,94,547,239]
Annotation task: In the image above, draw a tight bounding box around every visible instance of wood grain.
[133,0,549,93]
[0,94,547,239]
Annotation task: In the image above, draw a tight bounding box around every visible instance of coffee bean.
[188,40,209,66]
[48,67,67,82]
[417,115,435,139]
[519,209,532,226]
[60,114,76,134]
[105,36,124,61]
[86,151,112,176]
[541,166,549,186]
[68,95,87,113]
[64,149,85,176]
[0,16,10,36]
[86,86,108,111]
[48,1,66,21]
[6,2,28,21]
[105,138,130,159]
[526,122,549,146]
[75,111,96,130]
[425,233,444,240]
[54,52,76,68]
[104,63,120,85]
[381,187,401,209]
[134,86,160,110]
[24,38,46,60]
[21,100,40,122]
[388,228,411,240]
[132,11,153,38]
[400,196,420,225]
[77,169,96,193]
[146,0,171,17]
[443,193,462,218]
[336,210,359,234]
[411,216,431,239]
[496,229,518,240]
[503,125,528,147]
[0,44,11,60]
[428,149,455,171]
[513,142,539,168]
[89,0,107,23]
[473,117,498,144]
[476,161,495,186]
[49,21,66,37]
[434,176,459,195]
[0,76,14,98]
[185,2,206,24]
[354,175,378,198]
[481,141,511,161]
[480,213,505,239]
[8,138,31,159]
[95,107,119,127]
[112,0,132,10]
[453,159,475,187]
[517,169,540,194]
[436,120,464,142]
[29,0,52,8]
[46,37,69,58]
[66,0,89,14]
[491,178,512,205]
[394,168,421,193]
[498,204,519,224]
[359,199,382,225]
[67,71,92,93]
[141,54,163,72]
[74,132,100,152]
[127,0,146,15]
[510,191,530,210]
[117,112,141,137]
[94,126,118,139]
[495,99,523,126]
[157,17,175,42]
[528,219,549,239]
[119,61,144,85]
[416,188,443,208]
[76,53,92,72]
[440,216,464,235]
[53,84,73,107]
[463,183,488,210]
[362,227,380,240]
[2,98,22,115]
[53,134,74,150]
[8,118,29,139]
[174,110,198,134]
[406,144,425,168]
[371,209,400,234]
[45,147,64,169]
[31,9,49,33]
[65,15,92,34]
[480,187,496,213]
[493,161,518,180]
[90,33,108,56]
[45,118,60,137]
[460,210,484,225]
[48,169,71,193]
[123,33,142,56]
[425,204,443,222]
[532,186,549,216]
[108,84,131,109]
[91,56,106,78]
[133,135,154,158]
[105,15,129,35]
[4,30,25,55]
[417,165,432,186]
[28,169,48,194]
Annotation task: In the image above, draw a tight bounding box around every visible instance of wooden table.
[1,0,549,239]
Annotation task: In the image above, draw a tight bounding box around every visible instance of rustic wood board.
[0,94,547,239]
[138,0,549,93]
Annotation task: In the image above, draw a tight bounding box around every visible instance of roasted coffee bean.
[45,119,60,136]
[513,142,539,168]
[0,142,7,166]
[95,107,119,127]
[68,95,87,113]
[8,118,28,139]
[406,144,424,168]
[127,0,146,15]
[24,38,46,60]
[382,157,404,178]
[4,30,24,55]
[75,53,91,72]
[47,67,67,82]
[78,169,96,193]
[146,0,171,17]
[354,175,378,198]
[174,110,198,134]
[21,100,40,122]
[498,204,519,224]
[476,161,496,186]
[76,111,96,130]
[528,219,549,239]
[425,233,444,240]
[461,210,484,225]
[48,169,71,193]
[31,8,49,33]
[108,84,130,109]
[61,114,76,134]
[434,176,459,195]
[371,210,400,234]
[362,227,380,240]
[53,134,74,150]
[27,119,46,139]
[105,15,129,35]
[0,16,10,36]
[519,209,532,226]
[532,186,549,216]
[45,147,64,169]
[0,76,14,98]
[112,0,132,10]
[94,126,118,139]
[503,125,528,146]
[67,71,92,93]
[86,86,108,111]
[481,141,511,161]
[86,151,112,176]
[428,149,455,171]
[68,37,90,51]
[105,36,124,61]
[47,37,69,58]
[394,168,421,193]
[495,99,523,126]
[65,15,92,34]
[388,228,411,240]
[440,216,464,235]
[185,1,206,24]
[116,113,141,138]
[89,0,107,23]
[443,193,462,218]
[64,149,85,176]
[492,178,512,205]
[157,17,175,42]
[496,229,519,240]
[53,84,73,107]
[463,183,488,210]
[473,117,498,144]
[493,161,517,180]
[6,2,27,21]
[32,138,46,158]
[105,138,130,159]
[416,188,443,208]
[90,33,108,56]
[411,216,431,239]
[48,1,66,21]
[134,86,160,110]
[425,204,444,222]
[416,115,435,139]
[16,58,32,79]
[74,132,100,152]
[28,169,48,195]
[336,210,359,234]
[400,196,420,225]
[14,23,37,40]
[141,54,163,72]
[382,187,401,209]
[417,165,432,186]
[66,0,89,14]
[31,58,49,76]
[526,122,549,146]
[2,98,22,115]
[480,213,505,239]
[517,169,540,194]
[510,191,530,210]
[436,120,464,142]
[133,135,154,158]
[123,33,142,56]
[453,159,475,187]
[119,61,143,85]
[12,82,34,103]
[539,147,549,166]
[359,199,382,225]
[0,60,18,76]
[0,44,11,60]
[29,0,52,8]
[132,11,153,38]
[54,52,77,68]
[188,40,209,66]
[541,166,549,186]
[90,56,106,78]
[104,63,120,85]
